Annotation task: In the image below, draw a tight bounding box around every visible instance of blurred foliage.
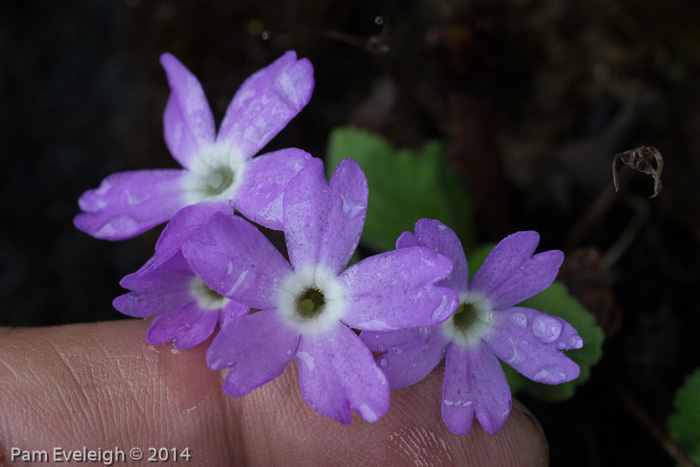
[326,126,475,253]
[668,368,700,464]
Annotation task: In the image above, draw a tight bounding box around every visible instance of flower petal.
[120,251,193,290]
[217,51,314,158]
[398,219,470,294]
[470,231,564,309]
[182,212,292,309]
[360,326,449,390]
[207,309,300,396]
[151,201,231,271]
[284,158,367,274]
[442,343,511,435]
[146,301,220,349]
[296,323,389,424]
[485,306,582,384]
[232,148,312,230]
[113,253,194,318]
[395,231,420,248]
[220,300,252,328]
[339,247,459,331]
[74,169,188,240]
[160,53,216,169]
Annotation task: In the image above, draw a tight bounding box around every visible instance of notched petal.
[160,53,217,168]
[146,302,220,349]
[218,51,314,158]
[208,310,299,397]
[471,231,564,309]
[442,344,511,436]
[404,219,470,294]
[284,158,368,274]
[360,326,449,390]
[486,306,582,385]
[296,324,389,424]
[74,169,188,240]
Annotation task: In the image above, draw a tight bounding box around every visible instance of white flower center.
[441,291,494,347]
[183,143,246,204]
[190,277,230,310]
[277,265,345,336]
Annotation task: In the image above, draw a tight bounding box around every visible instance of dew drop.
[419,327,430,342]
[339,193,363,218]
[532,315,562,343]
[569,335,583,348]
[391,346,403,355]
[380,358,389,368]
[532,365,567,384]
[377,344,386,352]
[511,312,527,329]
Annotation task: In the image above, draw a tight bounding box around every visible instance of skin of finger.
[0,320,547,466]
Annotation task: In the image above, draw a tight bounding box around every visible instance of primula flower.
[74,51,314,240]
[182,158,459,424]
[113,248,248,349]
[361,219,583,435]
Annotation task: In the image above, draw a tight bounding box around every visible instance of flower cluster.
[75,51,583,432]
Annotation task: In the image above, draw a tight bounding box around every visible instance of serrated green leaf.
[669,368,700,464]
[326,127,475,253]
[468,243,604,402]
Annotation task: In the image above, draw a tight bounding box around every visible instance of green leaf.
[669,368,700,464]
[466,243,496,277]
[326,127,475,253]
[468,243,605,402]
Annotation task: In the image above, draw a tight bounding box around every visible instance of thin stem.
[615,383,697,467]
[602,193,649,269]
[563,167,633,250]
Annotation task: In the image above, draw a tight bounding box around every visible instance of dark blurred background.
[2,0,700,465]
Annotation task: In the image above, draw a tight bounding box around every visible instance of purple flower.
[361,219,583,435]
[75,51,314,240]
[113,248,249,349]
[182,158,459,424]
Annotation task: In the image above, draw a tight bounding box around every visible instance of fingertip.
[244,362,549,466]
[377,367,549,467]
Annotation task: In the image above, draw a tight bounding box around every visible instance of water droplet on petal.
[340,193,364,218]
[532,315,562,343]
[377,344,386,352]
[391,346,403,355]
[569,335,583,348]
[532,365,568,384]
[419,327,430,342]
[380,358,389,368]
[511,312,527,329]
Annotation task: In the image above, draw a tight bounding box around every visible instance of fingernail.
[513,398,549,456]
